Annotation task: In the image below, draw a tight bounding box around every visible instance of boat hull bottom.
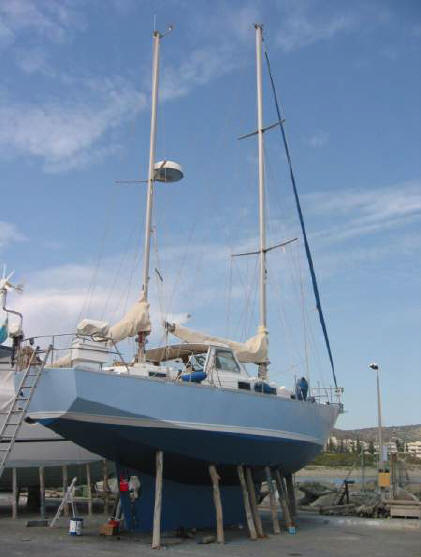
[39,417,323,485]
[116,463,245,532]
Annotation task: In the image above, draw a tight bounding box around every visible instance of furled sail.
[108,294,151,342]
[166,323,268,364]
[52,295,151,368]
[75,295,151,342]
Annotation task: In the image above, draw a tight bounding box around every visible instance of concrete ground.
[0,500,419,557]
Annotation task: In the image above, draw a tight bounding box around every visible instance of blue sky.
[1,0,420,429]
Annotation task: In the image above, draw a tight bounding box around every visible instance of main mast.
[255,24,268,379]
[137,30,161,361]
[142,30,161,302]
[138,27,181,361]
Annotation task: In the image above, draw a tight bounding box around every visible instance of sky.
[1,0,420,430]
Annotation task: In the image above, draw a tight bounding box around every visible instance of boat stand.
[274,469,295,534]
[115,461,245,536]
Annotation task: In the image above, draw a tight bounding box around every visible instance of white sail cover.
[108,294,151,342]
[169,323,268,364]
[77,319,110,338]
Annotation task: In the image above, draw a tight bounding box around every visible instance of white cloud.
[7,233,243,342]
[276,10,354,52]
[14,46,52,75]
[160,39,246,102]
[305,180,421,242]
[0,0,84,47]
[0,19,14,48]
[0,221,26,249]
[0,78,146,172]
[307,130,329,148]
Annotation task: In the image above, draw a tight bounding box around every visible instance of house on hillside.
[407,441,421,459]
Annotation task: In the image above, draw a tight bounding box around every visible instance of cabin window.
[214,350,240,373]
[148,371,167,378]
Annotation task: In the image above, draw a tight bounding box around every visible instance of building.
[407,441,421,459]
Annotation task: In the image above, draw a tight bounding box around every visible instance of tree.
[395,438,404,453]
[369,440,375,455]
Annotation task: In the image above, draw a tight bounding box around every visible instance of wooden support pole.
[245,467,264,538]
[285,473,296,522]
[12,468,18,519]
[62,465,69,517]
[209,465,224,544]
[237,465,257,540]
[152,450,163,550]
[264,466,280,534]
[274,470,294,534]
[86,463,93,517]
[102,460,109,515]
[39,466,45,520]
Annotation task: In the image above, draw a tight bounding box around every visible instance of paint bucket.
[69,517,83,536]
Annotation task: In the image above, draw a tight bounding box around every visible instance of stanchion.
[86,463,93,517]
[275,469,295,534]
[285,473,296,523]
[39,466,45,519]
[264,466,280,534]
[209,465,224,543]
[102,460,110,515]
[152,451,163,549]
[12,468,18,519]
[245,467,264,538]
[62,465,69,517]
[237,465,257,540]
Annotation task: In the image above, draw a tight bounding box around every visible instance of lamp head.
[369,362,379,371]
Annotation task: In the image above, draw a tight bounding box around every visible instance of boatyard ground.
[0,507,419,557]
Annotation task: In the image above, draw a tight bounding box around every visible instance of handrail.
[17,333,130,371]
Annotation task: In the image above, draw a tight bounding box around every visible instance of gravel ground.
[0,501,419,557]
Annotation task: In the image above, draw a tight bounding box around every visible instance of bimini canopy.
[165,323,268,364]
[146,343,210,364]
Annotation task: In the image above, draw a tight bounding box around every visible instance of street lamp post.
[368,363,386,471]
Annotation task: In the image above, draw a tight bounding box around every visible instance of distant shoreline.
[296,465,421,484]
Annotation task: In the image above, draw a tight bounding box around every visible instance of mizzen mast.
[255,24,268,380]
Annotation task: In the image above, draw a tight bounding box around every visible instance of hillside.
[333,424,421,443]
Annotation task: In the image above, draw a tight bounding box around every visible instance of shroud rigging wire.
[264,42,338,389]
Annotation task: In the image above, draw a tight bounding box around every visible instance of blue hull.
[27,367,339,485]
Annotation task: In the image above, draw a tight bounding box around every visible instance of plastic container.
[69,517,83,536]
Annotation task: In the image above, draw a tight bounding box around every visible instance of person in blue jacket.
[296,376,309,401]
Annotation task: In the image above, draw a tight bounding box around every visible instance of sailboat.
[0,270,103,490]
[21,25,343,490]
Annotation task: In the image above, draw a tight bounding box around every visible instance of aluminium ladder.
[50,476,78,527]
[0,345,52,481]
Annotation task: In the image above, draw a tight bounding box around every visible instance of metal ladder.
[0,344,52,481]
[50,476,78,527]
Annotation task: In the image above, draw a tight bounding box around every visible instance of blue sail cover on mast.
[264,48,338,389]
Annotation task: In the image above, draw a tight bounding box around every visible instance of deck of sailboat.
[25,363,340,485]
